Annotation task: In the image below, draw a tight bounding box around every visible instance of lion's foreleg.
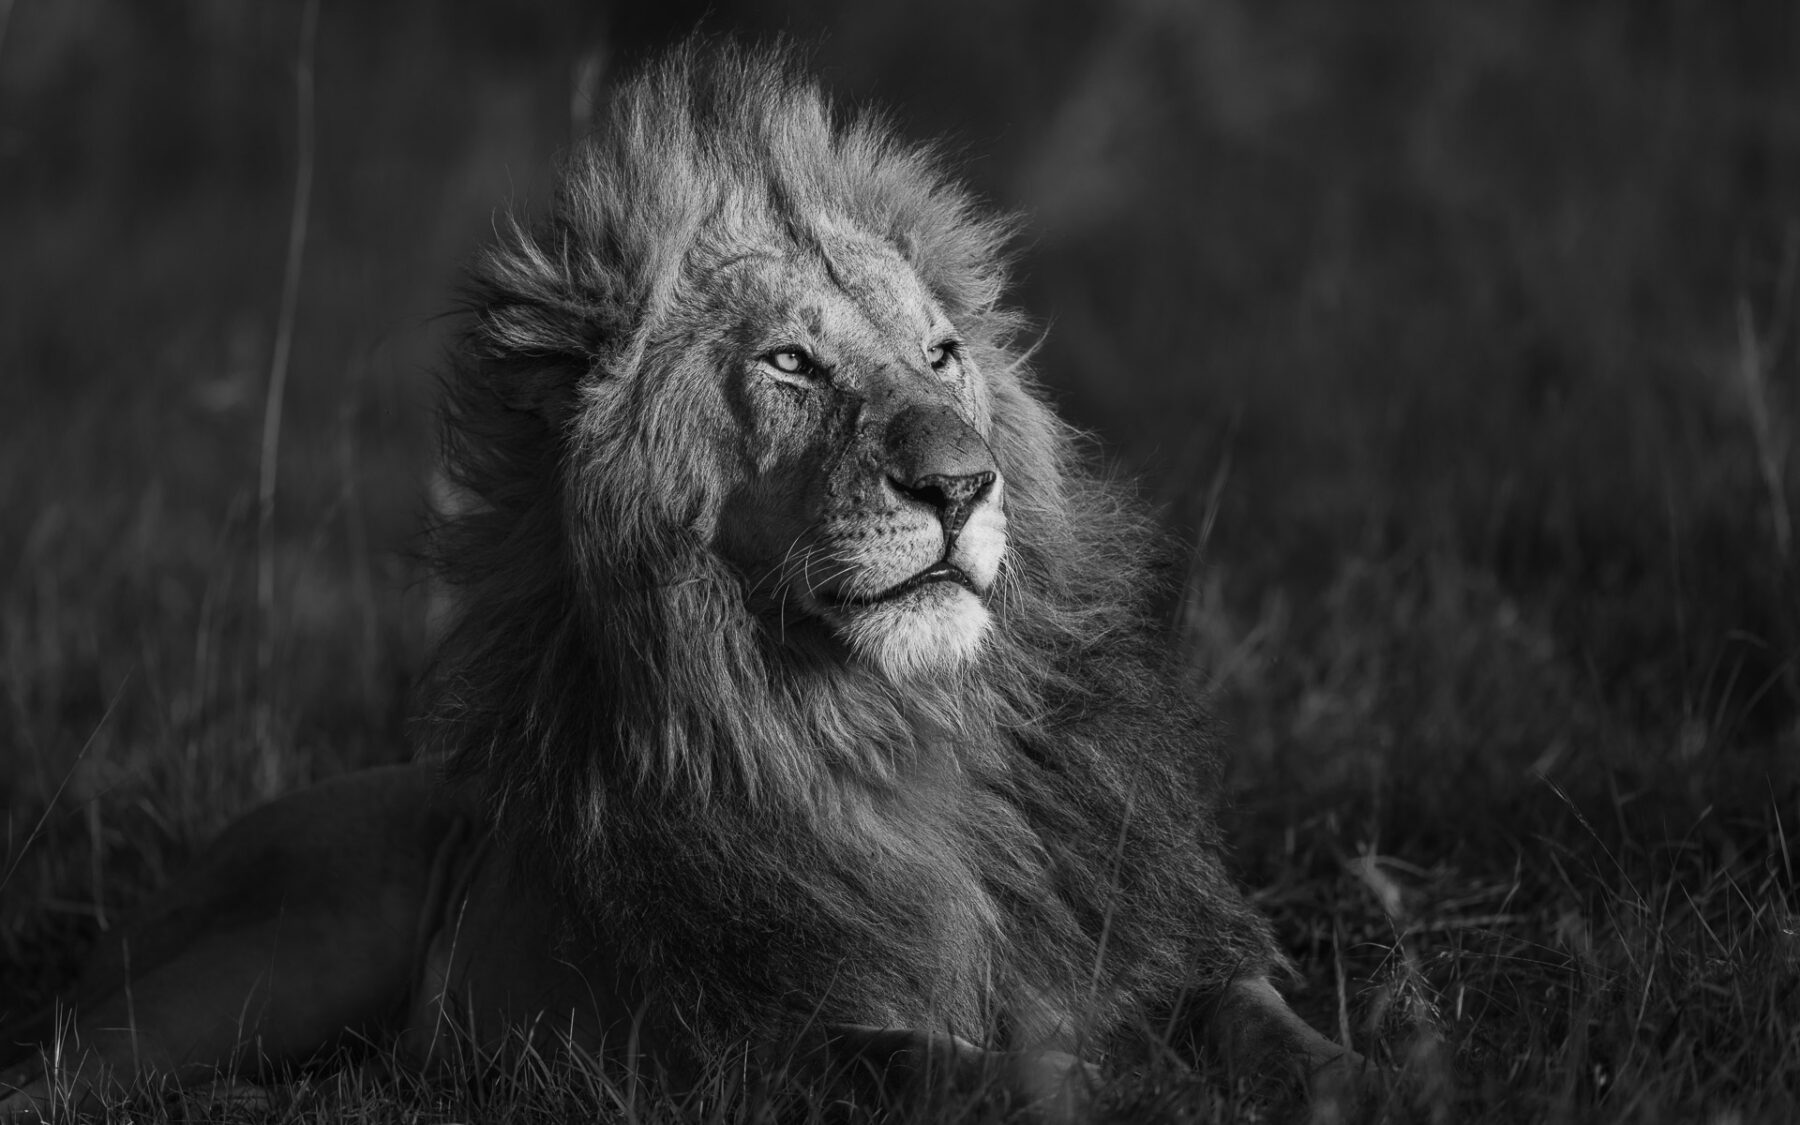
[1,766,458,1116]
[1208,976,1365,1093]
[3,923,403,1115]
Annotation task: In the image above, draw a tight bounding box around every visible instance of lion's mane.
[423,43,1281,1053]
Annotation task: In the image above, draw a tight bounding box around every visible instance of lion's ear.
[465,235,628,424]
[468,302,600,425]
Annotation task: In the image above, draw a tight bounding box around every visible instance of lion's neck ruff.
[423,42,1279,1049]
[433,505,1103,1039]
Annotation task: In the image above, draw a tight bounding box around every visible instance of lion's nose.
[892,469,996,537]
[883,403,998,538]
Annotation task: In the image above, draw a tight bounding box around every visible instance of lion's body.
[2,42,1354,1118]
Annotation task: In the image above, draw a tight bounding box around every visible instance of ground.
[1,2,1796,1121]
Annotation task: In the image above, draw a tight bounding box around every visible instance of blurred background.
[2,0,1797,1109]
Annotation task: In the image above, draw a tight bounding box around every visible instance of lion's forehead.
[814,228,937,319]
[711,231,946,357]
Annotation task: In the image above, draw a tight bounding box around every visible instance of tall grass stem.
[255,0,319,763]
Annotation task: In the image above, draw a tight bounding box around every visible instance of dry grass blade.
[254,0,320,760]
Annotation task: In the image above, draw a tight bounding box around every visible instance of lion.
[1,42,1357,1120]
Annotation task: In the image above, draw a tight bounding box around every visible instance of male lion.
[2,43,1355,1119]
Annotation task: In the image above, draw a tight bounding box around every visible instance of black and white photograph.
[1,2,1795,1121]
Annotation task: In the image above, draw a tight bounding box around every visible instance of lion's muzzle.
[883,403,998,542]
[796,399,1005,678]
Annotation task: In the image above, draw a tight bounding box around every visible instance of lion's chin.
[826,583,991,681]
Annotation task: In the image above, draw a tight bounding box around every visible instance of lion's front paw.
[1004,1048,1097,1125]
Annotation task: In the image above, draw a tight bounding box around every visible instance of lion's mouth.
[829,561,978,608]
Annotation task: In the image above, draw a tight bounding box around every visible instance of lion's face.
[669,228,1006,680]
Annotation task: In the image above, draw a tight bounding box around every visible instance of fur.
[421,41,1283,1057]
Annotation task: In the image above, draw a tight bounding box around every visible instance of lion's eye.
[925,340,958,371]
[765,349,817,377]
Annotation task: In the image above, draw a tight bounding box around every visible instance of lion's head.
[426,42,1281,1050]
[436,44,1080,789]
[636,221,1009,681]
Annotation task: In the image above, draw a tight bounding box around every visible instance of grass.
[2,0,1796,1121]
